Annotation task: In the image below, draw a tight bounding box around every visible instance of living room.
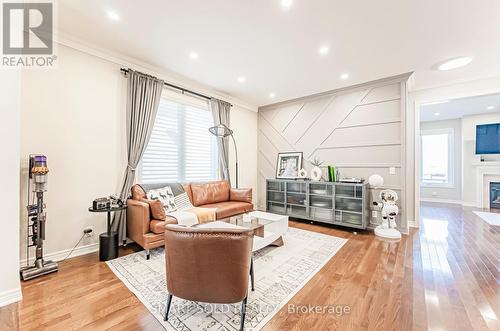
[1,1,500,330]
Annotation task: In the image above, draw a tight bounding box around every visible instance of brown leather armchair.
[163,224,254,331]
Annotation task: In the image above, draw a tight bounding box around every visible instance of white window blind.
[139,92,218,184]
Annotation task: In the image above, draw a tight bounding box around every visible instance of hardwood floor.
[1,202,499,330]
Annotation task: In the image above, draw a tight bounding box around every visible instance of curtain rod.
[120,68,232,107]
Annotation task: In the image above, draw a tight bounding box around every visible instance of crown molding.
[52,31,258,112]
[259,72,414,110]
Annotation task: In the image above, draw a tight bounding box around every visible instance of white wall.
[20,45,128,261]
[230,106,258,203]
[258,75,411,232]
[0,69,22,306]
[462,112,500,205]
[420,118,462,202]
[409,75,500,226]
[19,44,259,261]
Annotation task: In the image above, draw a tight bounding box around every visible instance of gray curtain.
[112,70,164,243]
[210,98,231,182]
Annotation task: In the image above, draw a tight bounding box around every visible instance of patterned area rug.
[107,227,347,330]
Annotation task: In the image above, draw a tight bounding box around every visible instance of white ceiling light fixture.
[106,10,120,21]
[237,76,246,83]
[340,73,349,80]
[434,112,440,116]
[487,105,495,110]
[189,51,199,60]
[280,0,293,9]
[436,56,473,71]
[269,92,276,98]
[318,45,329,55]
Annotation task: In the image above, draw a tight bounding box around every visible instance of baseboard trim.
[0,287,22,307]
[19,243,99,267]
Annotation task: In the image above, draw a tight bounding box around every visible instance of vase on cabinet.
[311,166,322,181]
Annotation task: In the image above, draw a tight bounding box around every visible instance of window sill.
[420,183,455,189]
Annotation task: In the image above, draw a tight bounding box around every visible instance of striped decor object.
[174,192,194,211]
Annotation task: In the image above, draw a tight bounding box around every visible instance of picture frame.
[276,152,303,179]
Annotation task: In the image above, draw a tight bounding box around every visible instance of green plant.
[311,157,323,167]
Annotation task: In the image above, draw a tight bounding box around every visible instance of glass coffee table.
[196,210,289,251]
[195,211,289,291]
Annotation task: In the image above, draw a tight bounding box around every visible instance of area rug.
[107,227,347,331]
[473,211,500,226]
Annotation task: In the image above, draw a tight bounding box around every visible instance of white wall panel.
[295,90,368,158]
[322,122,401,148]
[271,103,305,133]
[258,78,410,230]
[282,96,333,144]
[361,84,400,104]
[340,99,400,128]
[313,145,401,165]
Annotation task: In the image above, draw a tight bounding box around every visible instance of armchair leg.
[250,257,254,291]
[146,249,150,260]
[163,293,173,321]
[240,297,247,331]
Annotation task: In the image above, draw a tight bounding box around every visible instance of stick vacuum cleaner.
[20,155,58,281]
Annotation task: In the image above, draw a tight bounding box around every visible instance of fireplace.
[491,182,500,209]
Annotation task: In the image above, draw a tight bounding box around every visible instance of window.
[139,91,218,183]
[420,128,454,187]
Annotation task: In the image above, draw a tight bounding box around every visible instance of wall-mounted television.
[476,123,500,154]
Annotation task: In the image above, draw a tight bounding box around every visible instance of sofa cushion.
[174,192,194,211]
[131,183,186,201]
[190,181,230,206]
[182,183,193,204]
[200,201,253,219]
[142,199,166,220]
[150,216,178,234]
[230,188,252,203]
[147,186,177,213]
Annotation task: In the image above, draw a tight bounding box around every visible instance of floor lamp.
[209,124,239,188]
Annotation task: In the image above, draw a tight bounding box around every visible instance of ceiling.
[420,93,500,122]
[56,0,500,107]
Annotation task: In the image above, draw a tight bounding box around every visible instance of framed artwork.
[276,152,303,179]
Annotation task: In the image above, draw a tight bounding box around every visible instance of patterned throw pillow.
[174,192,194,211]
[146,186,177,213]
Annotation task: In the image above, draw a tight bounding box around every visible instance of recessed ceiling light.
[106,10,120,21]
[269,92,276,98]
[318,45,329,55]
[189,51,199,60]
[434,112,440,116]
[237,76,246,83]
[280,0,293,9]
[436,56,473,71]
[487,105,495,110]
[340,73,349,80]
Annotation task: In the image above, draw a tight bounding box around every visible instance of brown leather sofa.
[163,224,253,331]
[127,180,253,259]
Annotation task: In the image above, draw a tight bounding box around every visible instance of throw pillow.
[147,186,177,213]
[174,192,194,211]
[143,199,166,220]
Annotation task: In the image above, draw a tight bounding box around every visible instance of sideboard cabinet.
[266,179,368,230]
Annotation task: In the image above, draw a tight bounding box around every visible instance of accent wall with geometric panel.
[257,74,411,231]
